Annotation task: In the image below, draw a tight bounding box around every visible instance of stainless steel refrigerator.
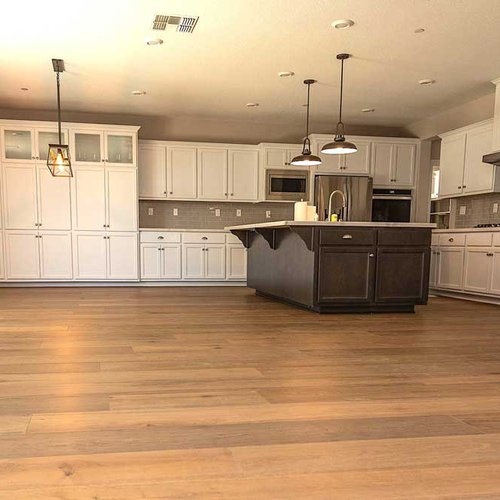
[314,174,373,221]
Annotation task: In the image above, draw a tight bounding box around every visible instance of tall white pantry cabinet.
[0,120,140,282]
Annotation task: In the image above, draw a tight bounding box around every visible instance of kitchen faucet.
[328,190,347,221]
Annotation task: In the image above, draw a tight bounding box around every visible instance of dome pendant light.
[321,53,357,155]
[290,79,322,167]
[47,58,72,177]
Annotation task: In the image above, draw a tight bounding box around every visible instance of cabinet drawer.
[493,233,500,247]
[226,233,242,244]
[438,233,466,246]
[378,229,431,247]
[466,232,493,247]
[319,229,376,246]
[140,232,181,243]
[182,232,226,244]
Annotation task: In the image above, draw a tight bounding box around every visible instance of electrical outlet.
[148,207,154,216]
[215,208,221,217]
[173,208,178,216]
[493,203,499,214]
[459,205,467,215]
[236,209,242,217]
[266,210,271,219]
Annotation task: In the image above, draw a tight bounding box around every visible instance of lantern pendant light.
[290,79,322,167]
[321,53,357,155]
[47,58,72,177]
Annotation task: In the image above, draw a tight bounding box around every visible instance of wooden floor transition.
[1,287,500,499]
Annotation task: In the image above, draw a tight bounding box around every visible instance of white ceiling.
[1,0,500,131]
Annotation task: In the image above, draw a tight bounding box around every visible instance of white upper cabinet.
[371,143,393,185]
[36,166,71,230]
[105,132,135,166]
[72,166,107,230]
[439,121,498,198]
[314,139,343,173]
[167,146,197,199]
[228,150,259,201]
[106,167,138,231]
[392,144,416,187]
[371,142,415,187]
[342,140,371,175]
[197,148,228,200]
[72,130,103,165]
[263,146,302,168]
[138,145,166,199]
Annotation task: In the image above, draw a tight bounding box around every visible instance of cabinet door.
[39,231,73,279]
[167,147,197,199]
[375,247,429,303]
[2,163,38,229]
[439,133,466,197]
[437,247,464,289]
[205,244,226,279]
[343,140,371,175]
[107,233,138,280]
[105,132,135,166]
[72,232,107,279]
[228,150,259,201]
[72,167,106,230]
[0,232,4,279]
[37,129,68,161]
[463,125,495,195]
[162,244,182,279]
[226,244,247,280]
[138,146,166,199]
[317,247,375,303]
[393,144,416,187]
[5,231,40,279]
[463,247,492,293]
[315,141,343,173]
[72,130,103,165]
[36,166,71,230]
[287,148,303,164]
[264,148,287,168]
[371,143,393,186]
[198,148,228,200]
[429,247,439,287]
[106,167,138,231]
[140,243,162,279]
[2,128,34,162]
[182,244,204,279]
[489,249,500,295]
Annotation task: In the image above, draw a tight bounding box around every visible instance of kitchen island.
[226,221,436,313]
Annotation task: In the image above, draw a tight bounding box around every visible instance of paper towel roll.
[294,201,308,221]
[307,205,317,221]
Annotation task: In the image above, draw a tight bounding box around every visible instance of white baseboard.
[0,281,247,288]
[430,288,500,306]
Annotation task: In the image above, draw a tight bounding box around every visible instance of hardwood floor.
[1,287,500,499]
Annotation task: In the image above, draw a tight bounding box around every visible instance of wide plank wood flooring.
[1,286,500,499]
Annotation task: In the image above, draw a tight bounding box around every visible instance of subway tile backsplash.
[139,200,294,229]
[453,192,500,228]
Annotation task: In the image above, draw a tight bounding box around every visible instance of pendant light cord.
[335,57,345,138]
[56,71,62,144]
[305,82,311,138]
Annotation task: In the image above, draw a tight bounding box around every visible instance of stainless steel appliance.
[314,174,373,221]
[266,169,309,201]
[372,188,412,222]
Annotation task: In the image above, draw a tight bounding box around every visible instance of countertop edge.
[225,221,437,230]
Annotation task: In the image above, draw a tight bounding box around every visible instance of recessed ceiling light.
[20,87,29,91]
[331,19,355,29]
[278,71,295,78]
[145,37,164,46]
[246,102,259,107]
[414,28,425,33]
[418,79,436,85]
[131,90,147,96]
[361,108,375,113]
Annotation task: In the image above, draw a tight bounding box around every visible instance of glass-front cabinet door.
[37,129,68,161]
[2,128,34,161]
[72,130,103,165]
[105,132,135,165]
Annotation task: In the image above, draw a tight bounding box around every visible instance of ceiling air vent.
[152,14,199,33]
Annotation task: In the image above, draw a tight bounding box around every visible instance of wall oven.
[372,188,412,222]
[265,169,309,201]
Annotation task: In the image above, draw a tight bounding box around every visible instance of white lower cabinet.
[0,232,4,279]
[182,242,226,280]
[429,246,439,287]
[205,244,226,279]
[226,244,247,280]
[490,249,500,295]
[436,247,464,289]
[464,247,492,293]
[140,243,181,280]
[39,232,73,279]
[107,233,138,280]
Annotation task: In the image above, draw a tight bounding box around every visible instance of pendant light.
[290,79,322,167]
[321,53,357,155]
[47,58,72,177]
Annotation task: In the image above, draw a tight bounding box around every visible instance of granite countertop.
[433,227,500,233]
[139,228,229,233]
[225,221,436,230]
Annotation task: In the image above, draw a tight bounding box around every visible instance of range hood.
[483,76,500,165]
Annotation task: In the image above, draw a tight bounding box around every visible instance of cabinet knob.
[224,193,228,196]
[449,238,454,242]
[487,252,494,257]
[169,191,173,195]
[164,191,167,195]
[462,185,467,189]
[230,193,234,196]
[457,186,462,189]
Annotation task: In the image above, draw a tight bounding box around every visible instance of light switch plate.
[148,208,154,216]
[266,210,271,219]
[459,205,467,215]
[215,208,221,217]
[173,208,178,216]
[493,203,499,214]
[236,209,242,217]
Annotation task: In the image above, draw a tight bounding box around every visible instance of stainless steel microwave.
[265,169,310,201]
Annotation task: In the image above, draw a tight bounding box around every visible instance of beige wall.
[405,92,495,139]
[0,106,408,144]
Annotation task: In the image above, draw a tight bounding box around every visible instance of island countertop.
[225,220,436,231]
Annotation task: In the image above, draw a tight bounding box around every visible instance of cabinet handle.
[448,238,454,242]
[487,253,494,257]
[457,186,462,189]
[202,236,208,240]
[164,191,167,195]
[230,193,234,196]
[369,253,375,258]
[169,191,173,195]
[342,234,353,239]
[157,236,164,240]
[103,224,106,228]
[462,185,467,189]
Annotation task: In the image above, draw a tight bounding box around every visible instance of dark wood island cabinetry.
[227,221,435,313]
